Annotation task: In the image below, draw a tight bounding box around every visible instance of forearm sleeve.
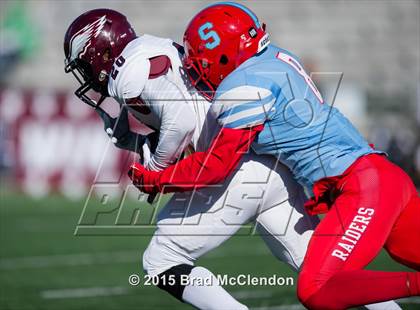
[145,125,263,193]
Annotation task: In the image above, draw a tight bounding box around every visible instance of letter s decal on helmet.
[182,2,269,100]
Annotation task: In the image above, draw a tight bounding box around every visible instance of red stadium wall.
[0,89,135,199]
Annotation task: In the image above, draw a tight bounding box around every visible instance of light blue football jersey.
[210,44,381,190]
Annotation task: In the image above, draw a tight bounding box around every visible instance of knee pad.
[154,264,194,301]
[142,244,153,275]
[142,238,193,276]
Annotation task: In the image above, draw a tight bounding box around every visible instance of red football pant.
[298,154,420,310]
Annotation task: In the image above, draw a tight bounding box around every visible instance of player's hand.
[128,162,160,194]
[95,106,146,153]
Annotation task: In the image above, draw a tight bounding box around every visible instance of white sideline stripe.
[41,286,129,299]
[252,304,304,310]
[233,289,273,300]
[41,287,274,301]
[0,251,139,270]
[0,244,269,270]
[39,286,420,305]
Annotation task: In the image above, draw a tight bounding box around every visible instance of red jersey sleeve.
[143,125,263,193]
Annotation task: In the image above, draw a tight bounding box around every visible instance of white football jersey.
[108,34,217,171]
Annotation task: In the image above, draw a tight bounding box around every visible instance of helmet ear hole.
[220,54,229,65]
[102,49,111,62]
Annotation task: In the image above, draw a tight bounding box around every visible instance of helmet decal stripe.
[207,2,261,28]
[69,15,107,61]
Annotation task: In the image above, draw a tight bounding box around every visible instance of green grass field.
[0,192,418,310]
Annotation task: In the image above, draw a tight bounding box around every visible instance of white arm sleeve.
[144,75,196,171]
[212,85,274,129]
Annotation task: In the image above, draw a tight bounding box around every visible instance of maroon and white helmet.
[64,9,136,108]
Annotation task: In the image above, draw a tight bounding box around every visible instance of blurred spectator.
[0,1,39,85]
[370,121,420,187]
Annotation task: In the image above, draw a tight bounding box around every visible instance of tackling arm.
[129,124,263,193]
[130,66,273,193]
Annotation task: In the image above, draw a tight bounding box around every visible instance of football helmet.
[183,2,269,100]
[64,9,136,108]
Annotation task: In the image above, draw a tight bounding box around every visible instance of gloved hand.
[95,106,146,153]
[128,162,160,194]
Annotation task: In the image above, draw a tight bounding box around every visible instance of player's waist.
[292,147,380,189]
[303,152,386,215]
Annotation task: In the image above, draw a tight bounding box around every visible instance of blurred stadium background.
[0,1,419,309]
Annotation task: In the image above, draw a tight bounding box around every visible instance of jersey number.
[198,22,220,50]
[276,52,324,103]
[110,55,126,80]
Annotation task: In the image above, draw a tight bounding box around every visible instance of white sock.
[181,266,248,310]
[363,300,402,310]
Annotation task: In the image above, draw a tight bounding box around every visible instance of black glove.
[146,130,160,154]
[95,106,146,154]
